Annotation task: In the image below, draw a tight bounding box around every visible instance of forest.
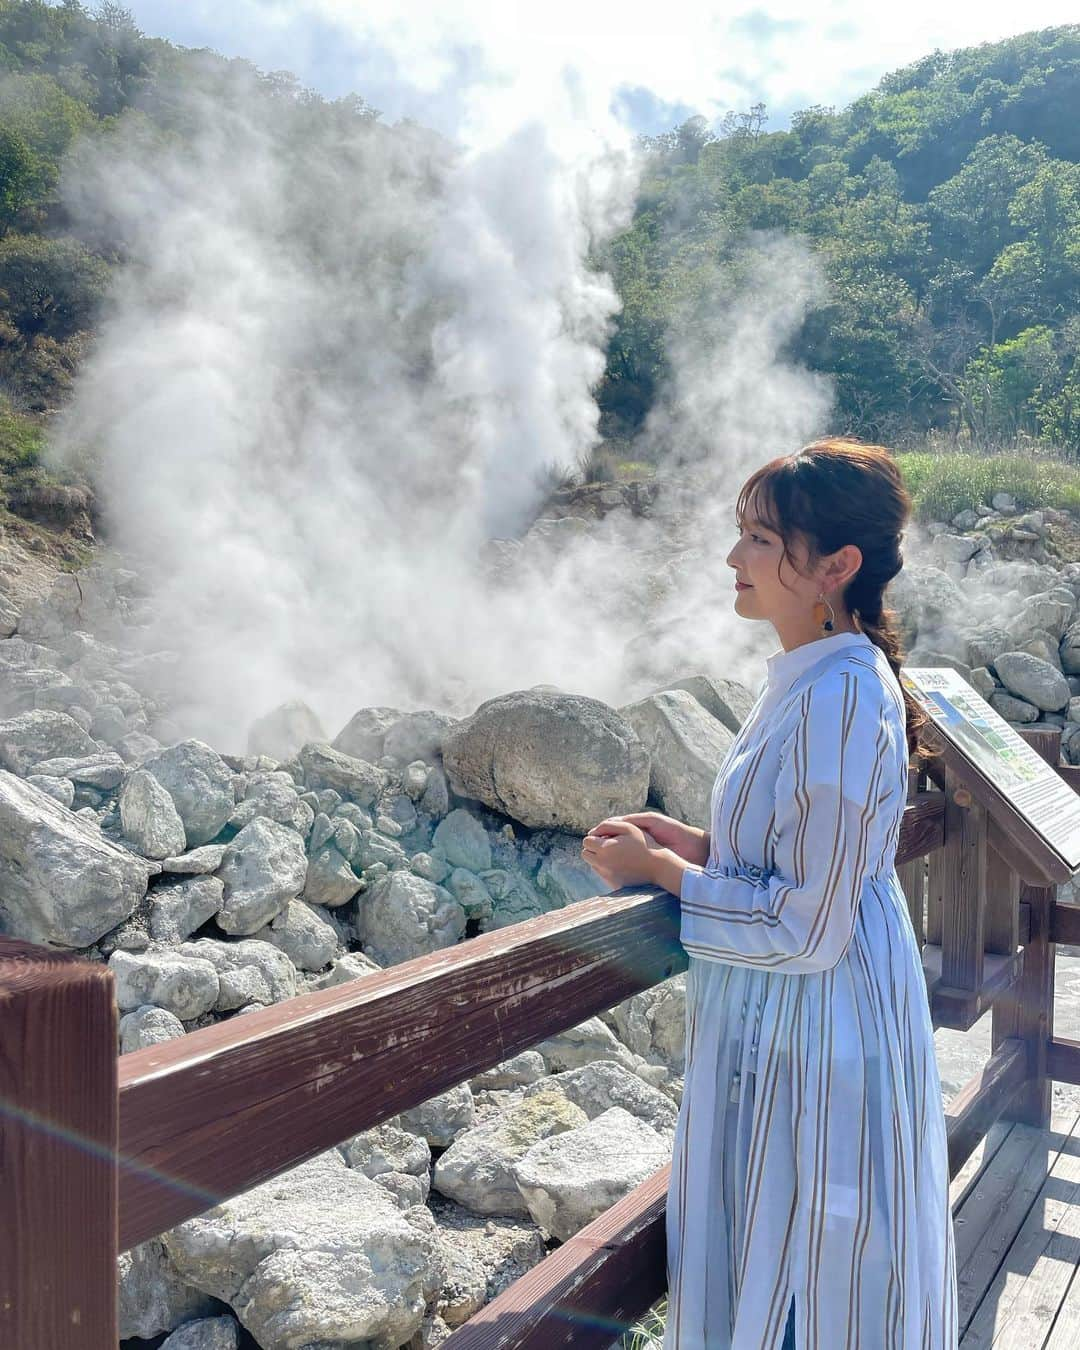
[0,0,1076,475]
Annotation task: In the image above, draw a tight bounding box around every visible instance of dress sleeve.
[678,667,898,974]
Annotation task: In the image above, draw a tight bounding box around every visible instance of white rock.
[357,870,467,966]
[110,949,220,1020]
[120,768,187,859]
[162,1151,443,1350]
[512,1106,670,1241]
[120,1004,187,1053]
[433,1088,588,1216]
[253,899,339,971]
[618,688,734,829]
[143,739,235,846]
[217,816,309,934]
[0,770,149,946]
[160,1316,240,1350]
[118,1238,216,1340]
[148,875,225,944]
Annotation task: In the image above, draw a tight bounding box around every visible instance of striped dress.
[663,629,958,1350]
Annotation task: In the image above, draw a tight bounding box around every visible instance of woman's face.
[725,498,818,626]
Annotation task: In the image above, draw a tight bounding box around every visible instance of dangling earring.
[812,591,835,634]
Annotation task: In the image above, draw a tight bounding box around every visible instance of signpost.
[900,665,1080,882]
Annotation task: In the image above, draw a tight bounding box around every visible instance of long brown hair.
[735,436,939,771]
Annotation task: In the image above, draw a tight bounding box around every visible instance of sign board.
[900,665,1080,877]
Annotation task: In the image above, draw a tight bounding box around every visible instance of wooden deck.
[951,1094,1080,1346]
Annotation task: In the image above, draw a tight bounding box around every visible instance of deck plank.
[958,1104,1080,1347]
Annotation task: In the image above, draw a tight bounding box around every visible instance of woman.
[582,439,958,1349]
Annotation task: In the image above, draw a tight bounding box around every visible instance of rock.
[110,949,220,1020]
[535,832,612,907]
[0,709,100,774]
[118,1238,217,1340]
[163,1151,442,1350]
[992,650,1071,712]
[30,751,126,789]
[331,706,402,762]
[160,844,228,875]
[143,740,235,846]
[342,1120,431,1173]
[310,950,383,988]
[478,867,550,928]
[446,867,494,921]
[217,817,309,934]
[120,768,188,860]
[427,1196,545,1330]
[989,691,1040,723]
[441,690,649,833]
[357,870,467,966]
[384,710,458,764]
[512,1106,670,1241]
[228,770,315,835]
[533,1015,640,1073]
[607,974,687,1072]
[651,673,754,736]
[524,1060,678,1136]
[26,772,75,807]
[433,1089,589,1216]
[160,1316,240,1350]
[618,688,734,829]
[470,1051,548,1092]
[254,899,339,971]
[420,765,450,820]
[148,875,225,944]
[298,741,385,804]
[399,1082,475,1147]
[120,1004,188,1053]
[432,808,492,872]
[247,700,326,761]
[411,850,451,884]
[180,938,297,1011]
[0,771,149,946]
[302,842,361,908]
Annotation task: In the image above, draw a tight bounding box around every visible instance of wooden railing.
[1,723,1076,1348]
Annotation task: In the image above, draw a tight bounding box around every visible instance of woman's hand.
[580,818,659,889]
[602,811,710,867]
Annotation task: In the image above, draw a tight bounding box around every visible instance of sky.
[123,1,1080,137]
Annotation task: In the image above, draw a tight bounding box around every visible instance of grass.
[616,1296,667,1349]
[895,444,1080,524]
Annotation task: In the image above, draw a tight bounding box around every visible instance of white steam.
[49,35,834,754]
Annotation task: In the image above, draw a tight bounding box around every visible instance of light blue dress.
[663,630,958,1349]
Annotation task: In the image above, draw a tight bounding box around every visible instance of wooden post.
[0,938,118,1348]
[992,726,1062,1131]
[938,759,989,992]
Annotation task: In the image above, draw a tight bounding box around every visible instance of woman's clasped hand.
[580,810,709,889]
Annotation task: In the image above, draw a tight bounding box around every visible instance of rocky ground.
[4,484,1080,1349]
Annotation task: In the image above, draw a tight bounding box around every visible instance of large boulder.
[0,708,100,774]
[162,1151,443,1350]
[652,673,755,736]
[511,1106,670,1241]
[110,949,220,1021]
[618,688,734,829]
[120,768,187,860]
[0,771,149,946]
[216,817,309,935]
[142,741,235,846]
[992,650,1071,712]
[441,691,649,833]
[118,1238,216,1340]
[357,870,467,966]
[432,1089,588,1217]
[331,706,402,762]
[179,938,297,1011]
[297,741,385,805]
[246,699,325,762]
